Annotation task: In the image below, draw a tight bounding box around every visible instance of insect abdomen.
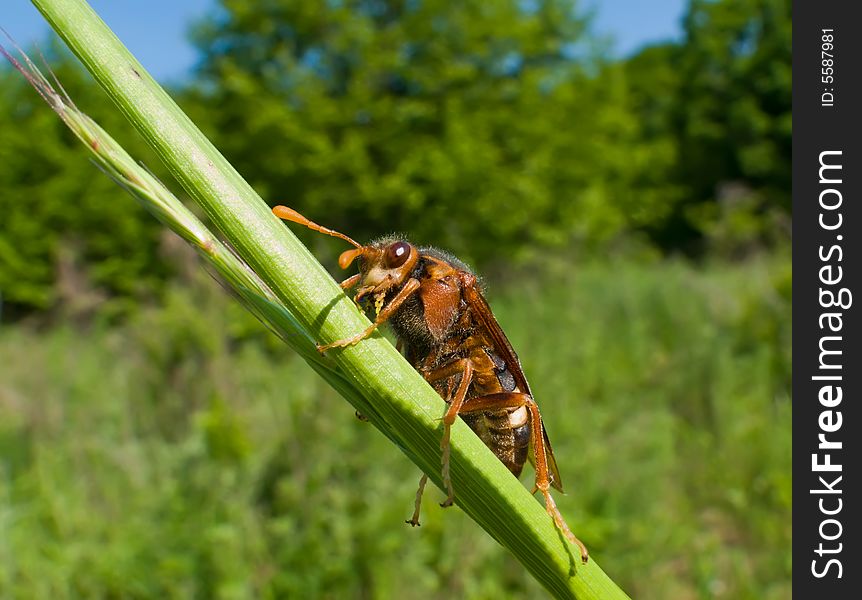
[463,406,530,478]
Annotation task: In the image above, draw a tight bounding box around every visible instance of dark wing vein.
[462,279,564,492]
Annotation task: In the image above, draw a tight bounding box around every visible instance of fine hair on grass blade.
[1,39,363,387]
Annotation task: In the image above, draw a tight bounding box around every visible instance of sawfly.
[273,205,588,562]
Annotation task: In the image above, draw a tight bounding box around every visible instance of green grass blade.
[27,1,631,597]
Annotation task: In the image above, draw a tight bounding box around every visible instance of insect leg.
[339,273,362,289]
[405,473,429,527]
[318,278,421,352]
[448,392,589,562]
[437,360,474,508]
[422,358,476,507]
[523,399,589,563]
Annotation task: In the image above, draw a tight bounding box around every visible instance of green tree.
[1,0,793,318]
[187,0,642,268]
[0,46,171,318]
[623,0,791,252]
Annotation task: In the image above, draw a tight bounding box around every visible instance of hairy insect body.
[382,250,532,481]
[384,246,466,352]
[271,206,587,562]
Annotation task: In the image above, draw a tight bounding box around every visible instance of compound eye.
[384,241,411,268]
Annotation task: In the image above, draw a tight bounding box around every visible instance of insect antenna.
[272,205,365,269]
[272,205,362,248]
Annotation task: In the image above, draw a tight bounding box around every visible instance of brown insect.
[273,205,588,562]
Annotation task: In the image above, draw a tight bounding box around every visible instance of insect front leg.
[318,278,421,353]
[340,273,362,289]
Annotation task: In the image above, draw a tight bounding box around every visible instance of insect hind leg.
[524,399,589,563]
[441,391,590,563]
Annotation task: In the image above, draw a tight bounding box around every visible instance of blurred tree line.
[0,0,790,319]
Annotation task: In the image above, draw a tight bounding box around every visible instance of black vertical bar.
[793,0,861,596]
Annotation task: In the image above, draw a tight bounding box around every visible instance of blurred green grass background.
[1,0,790,597]
[0,256,790,599]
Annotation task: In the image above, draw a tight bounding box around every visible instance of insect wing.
[461,280,531,395]
[461,278,564,492]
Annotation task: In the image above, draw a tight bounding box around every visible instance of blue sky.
[5,0,687,82]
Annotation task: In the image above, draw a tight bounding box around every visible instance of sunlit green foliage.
[0,0,791,316]
[620,0,792,252]
[186,0,641,267]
